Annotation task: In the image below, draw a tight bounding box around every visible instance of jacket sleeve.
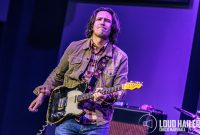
[99,55,128,105]
[112,56,128,100]
[33,42,75,96]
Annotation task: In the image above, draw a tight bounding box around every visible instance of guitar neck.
[77,85,123,102]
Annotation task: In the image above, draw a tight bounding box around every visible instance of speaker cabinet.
[110,106,167,135]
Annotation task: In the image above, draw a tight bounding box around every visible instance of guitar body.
[46,84,86,124]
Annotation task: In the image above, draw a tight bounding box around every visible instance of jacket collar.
[82,38,113,58]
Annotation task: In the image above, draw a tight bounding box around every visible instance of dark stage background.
[0,0,200,135]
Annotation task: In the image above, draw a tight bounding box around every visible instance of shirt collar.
[90,39,108,54]
[82,38,113,58]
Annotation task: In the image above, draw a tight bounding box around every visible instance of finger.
[93,93,99,101]
[33,109,38,112]
[29,105,37,112]
[96,92,103,98]
[28,101,36,111]
[93,93,99,98]
[95,88,103,92]
[29,106,38,112]
[93,93,97,101]
[32,103,39,111]
[29,100,39,112]
[94,92,103,101]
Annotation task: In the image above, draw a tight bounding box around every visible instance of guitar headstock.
[123,81,143,90]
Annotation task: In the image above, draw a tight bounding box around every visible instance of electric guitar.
[46,81,143,124]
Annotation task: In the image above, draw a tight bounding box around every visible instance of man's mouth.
[98,27,106,30]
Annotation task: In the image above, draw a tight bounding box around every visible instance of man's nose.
[100,19,105,25]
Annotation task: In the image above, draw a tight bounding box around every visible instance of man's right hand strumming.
[28,93,46,112]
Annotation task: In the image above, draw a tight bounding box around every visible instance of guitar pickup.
[58,97,66,110]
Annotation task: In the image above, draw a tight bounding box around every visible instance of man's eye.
[105,19,111,23]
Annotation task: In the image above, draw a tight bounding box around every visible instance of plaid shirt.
[82,41,107,83]
[76,40,108,124]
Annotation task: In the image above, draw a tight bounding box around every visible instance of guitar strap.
[77,55,110,113]
[87,56,110,92]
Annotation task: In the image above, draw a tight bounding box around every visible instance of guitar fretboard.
[77,85,123,102]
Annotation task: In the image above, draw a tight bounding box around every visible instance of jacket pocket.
[103,68,116,77]
[69,55,82,64]
[68,55,82,73]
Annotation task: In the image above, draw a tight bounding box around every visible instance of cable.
[37,121,52,135]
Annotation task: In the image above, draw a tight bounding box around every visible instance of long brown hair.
[85,7,120,44]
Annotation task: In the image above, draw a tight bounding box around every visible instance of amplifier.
[110,106,167,135]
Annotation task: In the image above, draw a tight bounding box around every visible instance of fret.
[77,84,123,102]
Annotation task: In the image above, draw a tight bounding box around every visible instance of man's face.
[93,11,112,39]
